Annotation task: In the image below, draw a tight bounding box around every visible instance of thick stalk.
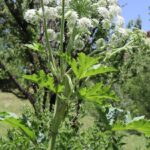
[48,97,67,150]
[47,0,66,149]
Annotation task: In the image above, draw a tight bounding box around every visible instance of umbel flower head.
[77,17,93,30]
[65,10,78,26]
[38,6,58,20]
[24,9,39,24]
[97,7,110,19]
[109,5,122,17]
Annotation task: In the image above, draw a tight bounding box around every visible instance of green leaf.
[23,70,62,93]
[81,66,116,79]
[0,112,17,120]
[67,53,116,79]
[112,119,150,137]
[0,112,35,141]
[3,118,35,140]
[79,83,119,105]
[64,73,74,98]
[25,43,45,53]
[23,73,39,83]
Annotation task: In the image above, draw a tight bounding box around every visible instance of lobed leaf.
[23,70,63,93]
[112,119,150,137]
[67,53,116,79]
[79,82,119,105]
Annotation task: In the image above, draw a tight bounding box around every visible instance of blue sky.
[118,0,150,31]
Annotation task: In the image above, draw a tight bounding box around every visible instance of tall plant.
[1,0,150,149]
[23,0,124,149]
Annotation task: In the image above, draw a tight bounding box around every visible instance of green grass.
[0,92,31,136]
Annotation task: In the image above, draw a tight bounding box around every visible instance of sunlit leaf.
[23,70,62,93]
[113,119,150,137]
[25,43,45,53]
[0,112,35,141]
[79,82,119,105]
[67,53,116,79]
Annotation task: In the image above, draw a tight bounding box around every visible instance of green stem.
[47,97,67,150]
[60,0,65,77]
[40,0,56,72]
[66,25,76,55]
[60,0,65,52]
[46,0,66,149]
[104,40,134,61]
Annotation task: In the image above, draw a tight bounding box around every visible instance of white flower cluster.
[97,7,110,19]
[92,19,99,27]
[43,0,51,5]
[47,29,56,41]
[24,0,127,46]
[77,17,93,31]
[115,15,125,27]
[24,6,58,24]
[109,5,122,17]
[24,9,39,24]
[74,35,85,50]
[91,0,124,30]
[117,27,127,35]
[38,6,58,20]
[93,0,107,7]
[65,10,78,28]
[56,0,71,6]
[102,19,111,30]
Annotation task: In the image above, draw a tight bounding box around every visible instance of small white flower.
[43,0,52,5]
[97,7,110,19]
[77,17,93,29]
[92,19,99,27]
[24,9,39,24]
[47,29,56,41]
[56,0,71,6]
[108,0,118,5]
[144,38,150,46]
[74,36,85,50]
[38,6,58,20]
[109,5,122,17]
[116,15,125,27]
[65,10,78,25]
[117,27,127,35]
[96,38,105,48]
[102,19,111,30]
